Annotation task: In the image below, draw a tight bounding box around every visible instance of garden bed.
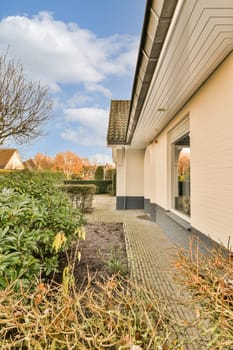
[55,222,128,287]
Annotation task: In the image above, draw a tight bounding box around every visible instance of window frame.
[168,115,190,221]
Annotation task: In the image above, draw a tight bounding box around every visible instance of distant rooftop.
[107,100,130,145]
[0,148,17,168]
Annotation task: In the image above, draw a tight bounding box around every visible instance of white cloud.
[0,12,139,91]
[0,11,139,157]
[64,107,109,133]
[100,35,139,76]
[67,85,111,108]
[60,127,107,147]
[90,153,113,165]
[84,83,112,98]
[67,93,92,107]
[60,107,110,146]
[52,96,65,110]
[60,128,95,146]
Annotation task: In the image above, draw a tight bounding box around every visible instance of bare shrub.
[0,51,52,145]
[176,238,233,348]
[0,275,182,349]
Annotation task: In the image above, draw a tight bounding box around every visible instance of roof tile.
[107,100,130,145]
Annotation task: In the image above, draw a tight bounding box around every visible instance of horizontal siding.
[132,0,233,148]
[191,54,233,247]
[143,54,233,248]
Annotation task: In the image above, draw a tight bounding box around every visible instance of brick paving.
[85,195,208,349]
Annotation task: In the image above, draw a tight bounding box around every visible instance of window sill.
[166,210,191,230]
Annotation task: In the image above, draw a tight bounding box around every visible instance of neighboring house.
[107,0,233,250]
[0,149,25,170]
[23,159,37,171]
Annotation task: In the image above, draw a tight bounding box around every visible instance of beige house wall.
[150,143,156,204]
[146,113,188,208]
[6,152,24,170]
[144,53,233,247]
[144,146,151,199]
[125,149,144,197]
[190,53,233,246]
[115,148,126,197]
[154,132,168,208]
[144,144,156,203]
[115,148,144,197]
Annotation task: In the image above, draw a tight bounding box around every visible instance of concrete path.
[85,195,208,349]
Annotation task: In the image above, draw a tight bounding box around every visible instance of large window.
[172,133,190,216]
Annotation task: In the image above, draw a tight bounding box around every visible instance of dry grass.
[0,274,184,350]
[176,237,233,349]
[2,235,233,349]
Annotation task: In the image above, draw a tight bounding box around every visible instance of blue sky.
[0,0,146,164]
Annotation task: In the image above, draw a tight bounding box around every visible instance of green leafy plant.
[0,171,83,289]
[98,248,128,276]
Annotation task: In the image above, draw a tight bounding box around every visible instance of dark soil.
[55,223,128,288]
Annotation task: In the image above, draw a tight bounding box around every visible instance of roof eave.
[126,0,178,145]
[107,140,128,147]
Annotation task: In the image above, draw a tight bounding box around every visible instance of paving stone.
[85,195,210,349]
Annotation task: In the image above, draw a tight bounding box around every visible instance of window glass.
[172,133,190,216]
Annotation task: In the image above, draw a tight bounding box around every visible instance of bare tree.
[0,51,53,145]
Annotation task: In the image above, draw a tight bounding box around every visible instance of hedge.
[64,180,112,194]
[60,184,96,212]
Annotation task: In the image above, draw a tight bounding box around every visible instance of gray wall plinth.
[116,196,144,210]
[144,199,156,222]
[144,198,150,214]
[155,203,225,254]
[117,198,225,254]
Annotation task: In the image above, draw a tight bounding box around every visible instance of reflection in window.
[172,133,190,216]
